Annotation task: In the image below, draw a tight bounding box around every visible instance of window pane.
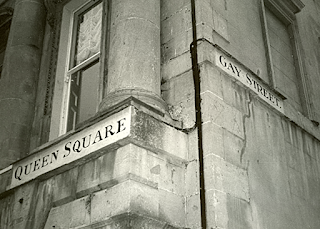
[74,2,102,66]
[78,62,100,123]
[67,61,100,131]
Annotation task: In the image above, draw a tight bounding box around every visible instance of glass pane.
[78,62,100,123]
[74,2,102,66]
[67,61,100,131]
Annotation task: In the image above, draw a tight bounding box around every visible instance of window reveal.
[260,0,312,116]
[265,7,302,109]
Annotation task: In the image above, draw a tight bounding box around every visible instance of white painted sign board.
[10,107,132,188]
[215,50,284,113]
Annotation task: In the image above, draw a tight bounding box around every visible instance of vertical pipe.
[190,0,207,228]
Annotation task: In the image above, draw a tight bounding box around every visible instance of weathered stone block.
[304,153,320,202]
[0,194,13,229]
[221,72,249,114]
[90,180,159,224]
[159,190,185,227]
[11,181,38,229]
[160,4,192,44]
[76,158,101,197]
[185,160,199,196]
[112,144,136,178]
[122,144,160,182]
[44,195,90,229]
[131,109,188,160]
[52,167,78,206]
[249,152,283,188]
[31,179,54,229]
[159,160,185,195]
[202,122,224,158]
[226,194,252,229]
[205,189,228,228]
[187,128,198,161]
[197,40,216,65]
[212,9,229,41]
[82,213,183,229]
[161,29,193,63]
[204,155,249,201]
[98,150,117,189]
[288,166,307,199]
[223,129,245,168]
[167,99,196,129]
[285,142,303,172]
[161,52,192,81]
[69,196,91,228]
[196,0,214,29]
[186,193,201,228]
[98,143,186,196]
[90,183,130,224]
[161,0,190,21]
[200,63,224,100]
[201,92,244,139]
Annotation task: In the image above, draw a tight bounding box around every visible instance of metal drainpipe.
[190,0,207,228]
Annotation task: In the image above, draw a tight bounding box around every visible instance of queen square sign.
[10,107,132,189]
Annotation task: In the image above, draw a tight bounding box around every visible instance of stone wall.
[161,0,320,228]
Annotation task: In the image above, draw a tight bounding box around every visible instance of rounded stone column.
[0,0,46,168]
[99,0,166,112]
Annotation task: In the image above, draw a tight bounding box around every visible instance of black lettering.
[117,118,126,133]
[105,125,115,138]
[64,142,71,158]
[33,159,41,172]
[83,134,92,148]
[42,155,49,168]
[252,79,257,89]
[246,74,252,85]
[14,166,23,180]
[50,150,59,163]
[73,140,81,153]
[234,66,241,77]
[275,98,280,107]
[262,89,268,99]
[269,93,275,103]
[257,84,263,94]
[227,63,235,74]
[93,131,103,144]
[219,55,227,67]
[24,163,32,175]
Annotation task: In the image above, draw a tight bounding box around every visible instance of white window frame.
[50,0,106,140]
